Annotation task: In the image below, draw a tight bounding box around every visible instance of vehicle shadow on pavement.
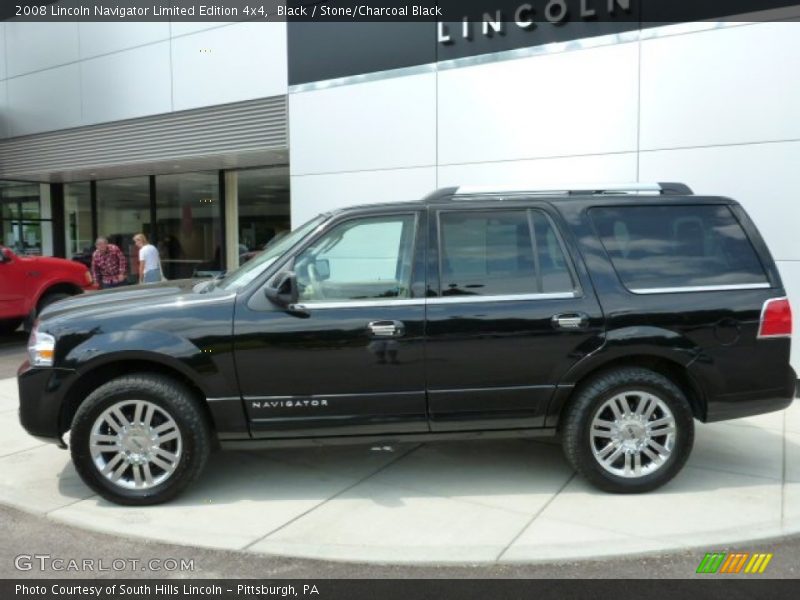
[41,424,797,560]
[55,423,795,507]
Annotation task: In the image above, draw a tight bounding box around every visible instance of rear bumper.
[704,366,796,423]
[17,361,75,443]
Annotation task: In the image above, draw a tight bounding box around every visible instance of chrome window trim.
[428,292,577,304]
[291,291,578,310]
[292,299,426,310]
[630,283,771,295]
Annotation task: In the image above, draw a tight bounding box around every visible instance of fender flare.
[545,326,707,426]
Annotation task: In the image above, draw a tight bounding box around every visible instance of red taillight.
[758,297,793,339]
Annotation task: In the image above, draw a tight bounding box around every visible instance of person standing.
[133,233,162,284]
[91,237,128,289]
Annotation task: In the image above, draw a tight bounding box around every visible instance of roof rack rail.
[422,186,459,203]
[453,182,693,197]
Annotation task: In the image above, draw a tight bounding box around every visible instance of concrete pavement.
[1,372,799,565]
[2,503,799,578]
[0,329,27,379]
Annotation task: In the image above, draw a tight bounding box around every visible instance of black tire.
[70,374,211,505]
[37,292,72,314]
[0,319,23,335]
[561,367,694,493]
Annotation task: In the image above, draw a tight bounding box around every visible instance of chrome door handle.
[551,313,589,330]
[367,320,405,337]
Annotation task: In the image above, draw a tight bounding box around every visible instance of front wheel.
[70,374,211,505]
[561,367,694,493]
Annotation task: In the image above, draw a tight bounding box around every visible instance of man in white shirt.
[133,233,162,284]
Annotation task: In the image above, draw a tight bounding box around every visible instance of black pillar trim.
[218,170,226,271]
[50,183,66,258]
[149,175,157,244]
[90,180,98,243]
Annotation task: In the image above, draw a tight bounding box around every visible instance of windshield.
[217,214,328,291]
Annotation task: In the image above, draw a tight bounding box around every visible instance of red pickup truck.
[0,246,96,334]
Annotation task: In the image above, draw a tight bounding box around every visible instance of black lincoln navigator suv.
[18,182,796,504]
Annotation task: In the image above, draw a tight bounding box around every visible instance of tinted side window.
[438,210,574,296]
[294,214,417,303]
[589,205,768,291]
[531,211,576,294]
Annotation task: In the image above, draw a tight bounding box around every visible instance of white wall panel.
[290,73,436,175]
[171,22,286,112]
[640,23,800,150]
[79,23,170,59]
[437,42,639,166]
[776,261,800,372]
[438,153,638,189]
[170,23,237,37]
[639,141,800,263]
[0,23,6,81]
[290,168,436,227]
[5,22,79,78]
[80,42,172,125]
[0,81,7,139]
[7,65,81,136]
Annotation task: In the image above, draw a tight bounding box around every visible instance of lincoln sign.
[437,0,633,44]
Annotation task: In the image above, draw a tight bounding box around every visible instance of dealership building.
[0,2,798,368]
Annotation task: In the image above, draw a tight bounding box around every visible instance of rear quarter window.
[589,205,769,292]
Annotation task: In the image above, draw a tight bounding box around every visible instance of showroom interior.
[2,168,290,280]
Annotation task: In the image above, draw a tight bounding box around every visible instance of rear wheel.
[70,374,211,505]
[561,367,694,493]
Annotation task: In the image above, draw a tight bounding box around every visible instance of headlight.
[28,323,56,367]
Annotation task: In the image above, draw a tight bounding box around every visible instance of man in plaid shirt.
[91,237,128,289]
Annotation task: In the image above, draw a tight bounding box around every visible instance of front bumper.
[17,360,76,444]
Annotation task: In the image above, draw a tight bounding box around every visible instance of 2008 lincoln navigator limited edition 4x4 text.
[18,183,796,504]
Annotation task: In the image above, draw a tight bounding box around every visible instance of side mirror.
[0,247,12,263]
[264,271,299,308]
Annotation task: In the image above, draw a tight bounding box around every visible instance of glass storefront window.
[96,177,151,282]
[20,199,41,221]
[0,181,45,255]
[0,201,15,250]
[236,166,290,266]
[64,182,92,260]
[2,166,290,267]
[156,172,221,280]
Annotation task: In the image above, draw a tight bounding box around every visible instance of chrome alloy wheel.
[89,400,182,490]
[589,391,676,478]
